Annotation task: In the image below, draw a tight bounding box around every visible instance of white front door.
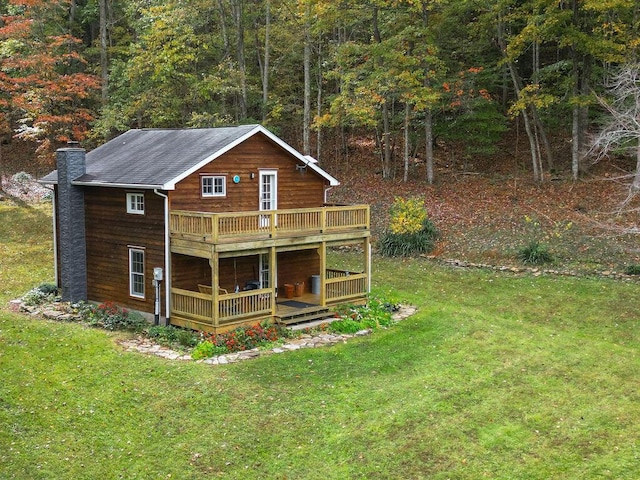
[259,170,277,227]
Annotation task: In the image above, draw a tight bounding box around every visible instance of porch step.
[288,317,339,331]
[276,307,334,327]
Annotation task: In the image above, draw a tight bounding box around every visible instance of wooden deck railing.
[218,289,273,323]
[326,273,368,302]
[171,288,274,329]
[171,288,213,324]
[171,268,367,330]
[170,205,369,243]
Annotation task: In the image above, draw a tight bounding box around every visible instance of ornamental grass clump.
[518,240,553,265]
[624,264,640,275]
[378,197,438,257]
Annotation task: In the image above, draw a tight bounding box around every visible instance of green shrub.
[328,318,363,334]
[191,341,227,360]
[146,325,179,343]
[378,197,438,257]
[146,325,196,347]
[518,241,553,265]
[22,283,59,306]
[329,296,396,333]
[37,283,59,295]
[77,301,148,332]
[146,326,203,350]
[176,328,198,347]
[22,289,51,306]
[103,309,147,332]
[624,264,640,275]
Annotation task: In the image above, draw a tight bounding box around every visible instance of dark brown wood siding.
[172,254,209,290]
[277,250,320,294]
[169,134,327,212]
[84,187,165,315]
[171,255,262,293]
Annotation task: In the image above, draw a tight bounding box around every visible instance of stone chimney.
[56,144,87,302]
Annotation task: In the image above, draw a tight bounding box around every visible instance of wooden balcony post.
[364,237,371,294]
[270,211,277,238]
[319,241,326,306]
[212,214,219,243]
[320,207,327,232]
[210,253,219,328]
[270,246,277,316]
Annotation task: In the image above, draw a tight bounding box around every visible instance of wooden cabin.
[41,125,371,333]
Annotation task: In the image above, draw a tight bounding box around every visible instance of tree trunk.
[425,109,434,184]
[262,0,270,122]
[316,40,323,163]
[233,0,247,120]
[372,6,391,178]
[570,0,593,180]
[0,141,3,192]
[382,102,392,178]
[99,0,108,103]
[303,5,311,156]
[403,103,410,182]
[506,59,542,182]
[497,19,542,182]
[534,109,554,170]
[571,59,590,180]
[572,101,580,180]
[529,36,554,170]
[634,138,640,191]
[217,0,230,58]
[68,0,77,26]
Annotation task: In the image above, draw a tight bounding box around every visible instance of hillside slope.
[326,139,640,274]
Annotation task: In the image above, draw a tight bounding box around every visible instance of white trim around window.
[129,247,145,299]
[126,192,145,214]
[201,175,226,197]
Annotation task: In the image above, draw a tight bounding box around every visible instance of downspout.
[153,189,171,324]
[323,186,333,204]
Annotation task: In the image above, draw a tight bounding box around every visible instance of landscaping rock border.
[119,304,417,364]
[427,256,640,282]
[11,298,417,365]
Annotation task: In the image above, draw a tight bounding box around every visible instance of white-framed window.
[129,247,145,299]
[126,192,145,214]
[201,175,226,197]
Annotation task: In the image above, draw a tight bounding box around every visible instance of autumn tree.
[319,1,444,180]
[483,0,638,181]
[0,0,100,163]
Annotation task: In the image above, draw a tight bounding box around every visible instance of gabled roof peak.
[40,125,339,188]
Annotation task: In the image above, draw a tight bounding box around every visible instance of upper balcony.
[169,205,370,254]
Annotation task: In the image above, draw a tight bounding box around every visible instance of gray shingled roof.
[40,125,339,189]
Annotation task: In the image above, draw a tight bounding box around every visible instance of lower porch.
[169,270,367,333]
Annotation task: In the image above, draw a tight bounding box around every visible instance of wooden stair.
[275,306,333,326]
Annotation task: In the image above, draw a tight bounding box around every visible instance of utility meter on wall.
[153,267,163,281]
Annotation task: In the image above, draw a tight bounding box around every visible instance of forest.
[0,0,639,189]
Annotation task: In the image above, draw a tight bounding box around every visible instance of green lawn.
[1,202,639,479]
